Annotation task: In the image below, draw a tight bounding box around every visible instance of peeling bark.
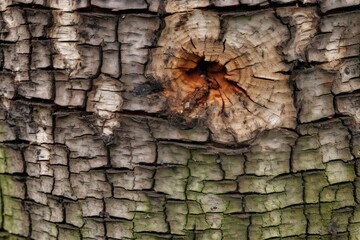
[0,1,359,239]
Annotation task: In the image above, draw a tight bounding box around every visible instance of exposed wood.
[147,10,296,143]
[0,1,359,239]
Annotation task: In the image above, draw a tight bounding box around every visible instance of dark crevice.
[321,6,360,16]
[77,5,158,16]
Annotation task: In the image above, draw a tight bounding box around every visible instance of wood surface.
[0,0,359,239]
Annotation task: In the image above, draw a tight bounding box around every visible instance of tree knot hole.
[185,58,227,90]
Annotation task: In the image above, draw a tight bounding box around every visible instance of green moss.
[352,136,360,158]
[154,166,189,200]
[187,200,203,214]
[202,180,237,194]
[220,154,245,180]
[250,207,306,238]
[143,193,166,213]
[355,177,360,204]
[106,220,133,239]
[222,215,249,240]
[197,229,222,240]
[275,236,307,240]
[185,214,211,230]
[166,201,188,235]
[248,224,262,240]
[244,184,303,213]
[279,207,307,236]
[205,213,223,228]
[191,150,217,163]
[238,175,268,193]
[297,124,319,135]
[172,232,195,240]
[0,175,25,199]
[0,147,6,173]
[205,213,224,229]
[245,152,291,176]
[186,190,200,201]
[134,232,171,240]
[187,176,204,192]
[134,212,168,233]
[304,171,329,203]
[58,227,81,240]
[325,161,356,184]
[307,236,333,240]
[349,223,360,240]
[0,234,27,240]
[262,227,281,239]
[81,219,105,239]
[292,149,324,172]
[331,207,353,233]
[244,194,268,212]
[296,136,320,150]
[223,194,243,214]
[0,196,2,229]
[251,210,281,227]
[305,204,330,235]
[65,202,84,228]
[157,143,190,165]
[197,193,228,213]
[3,196,29,236]
[188,161,223,181]
[320,185,337,202]
[336,183,356,207]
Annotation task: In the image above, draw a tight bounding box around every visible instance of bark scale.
[0,0,359,239]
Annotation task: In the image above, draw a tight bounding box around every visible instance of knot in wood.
[183,58,228,104]
[147,10,296,144]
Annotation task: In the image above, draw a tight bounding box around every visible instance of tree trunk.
[0,0,359,239]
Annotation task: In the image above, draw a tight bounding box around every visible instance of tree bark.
[0,0,359,239]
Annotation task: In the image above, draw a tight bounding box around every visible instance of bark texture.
[0,0,360,239]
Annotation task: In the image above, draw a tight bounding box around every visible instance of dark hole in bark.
[188,58,226,75]
[185,58,227,90]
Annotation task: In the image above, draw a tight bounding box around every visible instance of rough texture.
[147,10,296,143]
[0,1,359,239]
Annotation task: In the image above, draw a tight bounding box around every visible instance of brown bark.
[0,0,359,239]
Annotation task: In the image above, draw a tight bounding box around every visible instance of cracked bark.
[0,0,359,239]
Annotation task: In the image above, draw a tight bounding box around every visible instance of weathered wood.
[336,93,360,123]
[147,10,296,143]
[277,7,319,62]
[92,0,147,11]
[0,1,359,239]
[119,15,160,75]
[332,59,360,94]
[55,77,91,107]
[319,0,360,13]
[294,67,335,123]
[307,11,360,70]
[165,0,211,13]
